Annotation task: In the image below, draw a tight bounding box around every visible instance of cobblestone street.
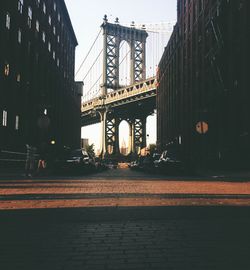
[0,168,250,269]
[0,168,250,209]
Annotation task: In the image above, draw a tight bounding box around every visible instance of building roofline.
[62,0,78,46]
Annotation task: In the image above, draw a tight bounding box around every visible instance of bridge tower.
[101,15,148,95]
[98,15,149,158]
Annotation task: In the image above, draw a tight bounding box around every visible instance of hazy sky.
[64,0,177,151]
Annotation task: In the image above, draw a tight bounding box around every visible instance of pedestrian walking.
[25,144,36,177]
[37,142,47,175]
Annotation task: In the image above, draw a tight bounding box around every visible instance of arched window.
[2,110,7,127]
[48,42,51,52]
[119,41,131,86]
[4,62,10,76]
[43,2,46,14]
[6,13,11,29]
[42,31,46,42]
[18,0,24,13]
[28,6,32,28]
[36,20,40,32]
[18,28,22,43]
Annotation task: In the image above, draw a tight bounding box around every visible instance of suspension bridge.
[78,15,174,158]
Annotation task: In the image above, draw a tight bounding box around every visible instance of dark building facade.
[0,0,82,158]
[157,0,250,168]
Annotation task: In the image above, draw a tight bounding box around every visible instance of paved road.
[0,168,249,269]
[0,168,249,209]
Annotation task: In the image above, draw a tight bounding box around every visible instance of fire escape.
[206,0,225,91]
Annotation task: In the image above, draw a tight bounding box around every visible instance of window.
[43,2,46,14]
[57,35,60,43]
[58,13,61,22]
[6,13,11,29]
[2,111,7,127]
[53,26,56,35]
[53,2,57,11]
[57,58,60,67]
[27,41,31,55]
[18,28,22,43]
[28,6,32,28]
[42,31,46,42]
[199,0,204,13]
[35,53,39,64]
[53,51,55,60]
[15,116,19,130]
[48,15,51,25]
[48,42,51,52]
[16,73,21,82]
[18,0,24,14]
[4,62,10,76]
[36,20,39,32]
[36,0,40,7]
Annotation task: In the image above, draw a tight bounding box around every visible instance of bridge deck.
[81,77,157,114]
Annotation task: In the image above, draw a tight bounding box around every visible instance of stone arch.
[119,120,130,156]
[119,40,131,86]
[101,16,148,95]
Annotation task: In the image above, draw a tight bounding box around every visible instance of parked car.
[65,149,91,173]
[103,159,118,169]
[152,153,161,162]
[94,157,108,171]
[155,150,184,175]
[129,160,140,170]
[129,155,154,171]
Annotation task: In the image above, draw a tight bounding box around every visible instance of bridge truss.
[78,16,174,158]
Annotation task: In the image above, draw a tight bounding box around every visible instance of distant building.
[81,138,89,149]
[0,0,82,155]
[96,148,101,157]
[120,139,128,156]
[157,0,250,168]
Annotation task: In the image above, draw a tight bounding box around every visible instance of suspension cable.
[119,49,131,66]
[82,49,103,81]
[75,29,102,77]
[82,73,102,100]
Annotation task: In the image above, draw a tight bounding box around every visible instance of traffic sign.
[196,121,208,134]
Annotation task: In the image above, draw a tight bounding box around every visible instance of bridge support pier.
[99,109,107,158]
[100,111,148,159]
[100,110,120,158]
[129,117,147,155]
[128,121,134,155]
[94,102,152,159]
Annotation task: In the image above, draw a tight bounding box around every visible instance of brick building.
[157,0,250,168]
[0,0,82,158]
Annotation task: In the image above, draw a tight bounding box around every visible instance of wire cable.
[82,49,103,81]
[75,29,102,77]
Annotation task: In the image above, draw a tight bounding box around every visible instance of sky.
[64,0,177,152]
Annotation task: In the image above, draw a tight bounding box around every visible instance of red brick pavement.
[0,177,249,209]
[1,169,250,270]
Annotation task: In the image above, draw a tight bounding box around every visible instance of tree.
[148,143,157,154]
[86,143,95,157]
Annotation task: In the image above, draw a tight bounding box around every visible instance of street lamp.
[50,140,56,145]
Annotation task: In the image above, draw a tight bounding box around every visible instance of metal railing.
[0,150,27,169]
[81,76,157,113]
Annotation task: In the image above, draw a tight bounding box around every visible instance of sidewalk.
[195,168,250,181]
[0,168,50,180]
[0,206,249,270]
[0,167,250,181]
[0,168,25,180]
